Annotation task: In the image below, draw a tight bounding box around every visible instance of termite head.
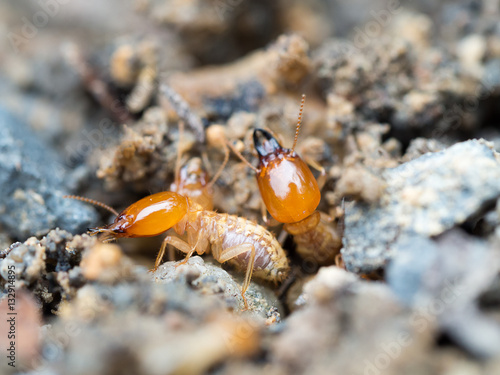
[252,128,320,224]
[171,158,214,210]
[227,95,320,223]
[171,157,209,193]
[253,128,284,161]
[88,192,191,239]
[181,158,209,187]
[87,212,135,241]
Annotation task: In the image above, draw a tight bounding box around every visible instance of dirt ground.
[1,1,500,374]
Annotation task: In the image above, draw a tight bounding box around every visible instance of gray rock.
[383,233,439,306]
[0,107,97,239]
[342,139,500,273]
[271,266,417,374]
[386,230,500,358]
[151,256,283,317]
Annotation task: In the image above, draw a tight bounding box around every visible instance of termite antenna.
[64,195,119,216]
[291,94,306,153]
[206,143,230,190]
[227,141,259,173]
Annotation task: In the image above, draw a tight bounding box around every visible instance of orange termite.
[169,121,229,211]
[163,120,228,261]
[230,95,342,266]
[65,192,289,307]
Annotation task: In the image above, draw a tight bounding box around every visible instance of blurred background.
[1,1,500,375]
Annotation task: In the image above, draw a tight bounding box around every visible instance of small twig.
[64,43,135,124]
[160,84,205,142]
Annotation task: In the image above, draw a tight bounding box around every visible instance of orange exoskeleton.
[169,120,229,211]
[230,95,342,266]
[67,191,290,307]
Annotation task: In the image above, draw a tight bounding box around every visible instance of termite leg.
[218,243,256,309]
[304,157,327,190]
[167,245,176,262]
[153,235,193,271]
[176,233,203,267]
[260,199,269,225]
[260,199,279,226]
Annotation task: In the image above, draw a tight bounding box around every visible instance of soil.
[1,1,500,374]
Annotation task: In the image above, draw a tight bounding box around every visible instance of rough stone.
[151,256,283,317]
[0,108,97,240]
[387,230,500,358]
[342,139,500,274]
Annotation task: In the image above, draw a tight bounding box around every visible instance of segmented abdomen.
[293,219,342,266]
[199,212,289,283]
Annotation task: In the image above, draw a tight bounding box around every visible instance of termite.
[64,191,289,307]
[163,120,228,261]
[162,84,229,212]
[169,121,229,211]
[229,95,342,266]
